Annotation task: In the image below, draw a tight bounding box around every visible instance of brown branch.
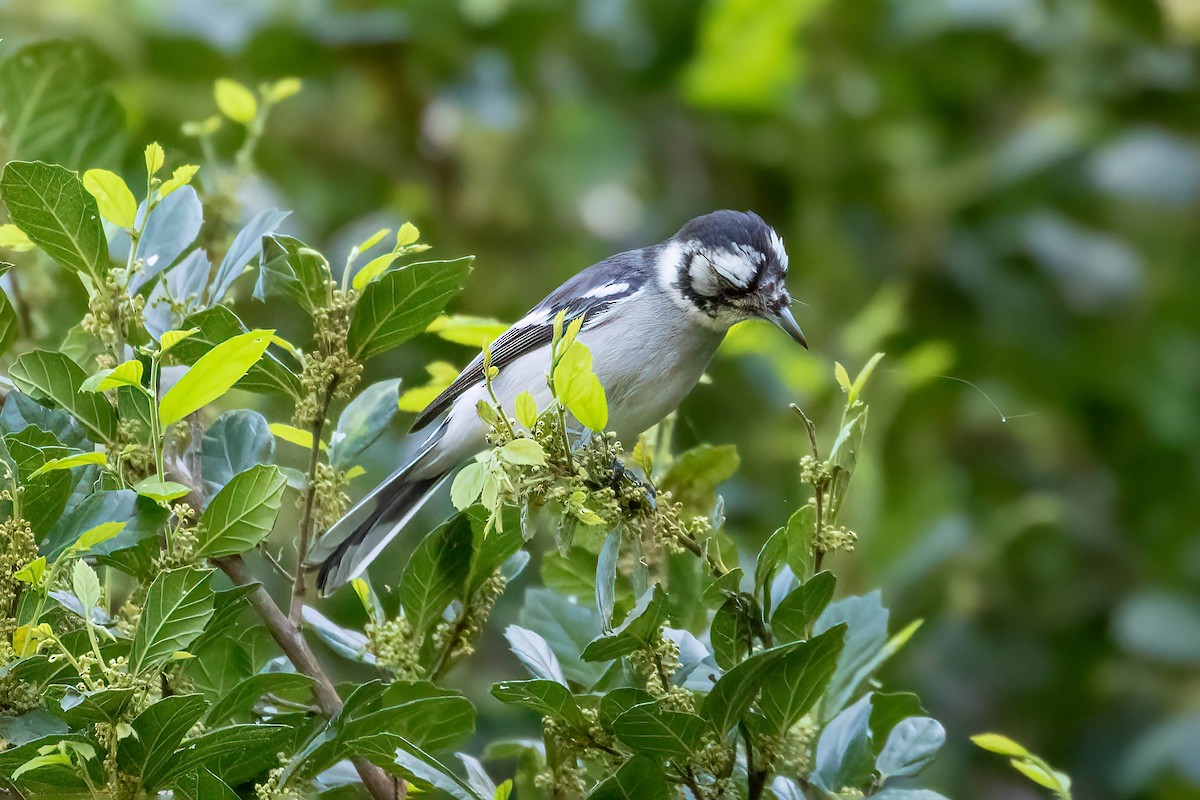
[166,422,401,800]
[214,554,401,800]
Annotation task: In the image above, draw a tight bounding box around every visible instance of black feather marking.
[409,248,652,431]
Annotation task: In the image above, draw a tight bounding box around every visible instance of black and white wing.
[409,247,654,432]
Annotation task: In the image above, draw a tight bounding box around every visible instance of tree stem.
[214,554,401,800]
[289,383,335,626]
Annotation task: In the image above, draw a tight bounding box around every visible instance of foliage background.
[2,0,1199,798]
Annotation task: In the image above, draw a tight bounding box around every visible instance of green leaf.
[504,625,568,685]
[70,560,101,617]
[270,422,320,450]
[814,694,876,792]
[870,692,927,747]
[28,450,107,479]
[587,755,671,800]
[772,570,837,643]
[331,378,401,469]
[160,723,292,788]
[754,525,790,611]
[175,306,302,399]
[581,585,669,661]
[514,390,538,429]
[428,314,509,348]
[203,673,313,727]
[700,639,809,735]
[451,462,488,511]
[195,465,287,558]
[0,41,125,167]
[491,680,585,726]
[354,732,485,800]
[174,768,239,800]
[659,443,740,510]
[80,359,144,393]
[348,256,474,360]
[160,327,200,353]
[0,272,18,358]
[876,717,945,779]
[159,329,275,427]
[815,591,890,719]
[758,625,846,734]
[48,686,137,727]
[339,681,476,755]
[518,588,606,688]
[596,526,621,631]
[200,410,275,500]
[552,340,608,431]
[4,425,74,536]
[82,168,137,228]
[117,694,209,792]
[132,476,192,503]
[499,438,546,466]
[611,704,708,759]
[352,251,404,290]
[10,349,117,442]
[710,597,753,670]
[1,161,109,281]
[783,505,816,589]
[128,567,216,675]
[214,78,257,124]
[400,513,473,635]
[255,234,331,312]
[973,732,1038,758]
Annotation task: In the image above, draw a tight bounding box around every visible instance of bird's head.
[657,209,807,347]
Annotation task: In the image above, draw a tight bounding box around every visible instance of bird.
[307,209,809,594]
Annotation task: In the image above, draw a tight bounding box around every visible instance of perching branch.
[214,554,401,800]
[165,425,401,800]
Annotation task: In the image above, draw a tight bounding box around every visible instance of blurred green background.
[3,0,1200,797]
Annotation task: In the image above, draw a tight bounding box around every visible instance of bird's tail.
[306,430,452,595]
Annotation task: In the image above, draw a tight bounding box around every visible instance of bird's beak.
[768,305,808,349]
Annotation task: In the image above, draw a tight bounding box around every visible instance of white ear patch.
[769,228,788,272]
[703,246,759,291]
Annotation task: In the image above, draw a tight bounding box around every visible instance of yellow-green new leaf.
[14,556,46,586]
[159,165,199,199]
[160,327,201,353]
[264,76,302,103]
[351,578,373,617]
[834,361,852,393]
[28,450,107,478]
[83,169,138,228]
[214,78,257,124]
[515,391,538,429]
[451,462,488,511]
[849,352,885,405]
[145,142,165,176]
[427,315,508,347]
[499,438,546,466]
[158,329,274,427]
[81,359,144,393]
[352,251,403,290]
[553,340,608,431]
[970,733,1030,758]
[0,223,33,252]
[396,221,420,247]
[71,521,127,554]
[270,423,325,450]
[356,227,391,253]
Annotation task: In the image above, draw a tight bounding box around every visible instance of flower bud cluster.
[365,614,420,680]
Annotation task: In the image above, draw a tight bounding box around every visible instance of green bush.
[0,39,1072,800]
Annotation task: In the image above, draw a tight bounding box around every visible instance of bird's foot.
[609,457,656,511]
